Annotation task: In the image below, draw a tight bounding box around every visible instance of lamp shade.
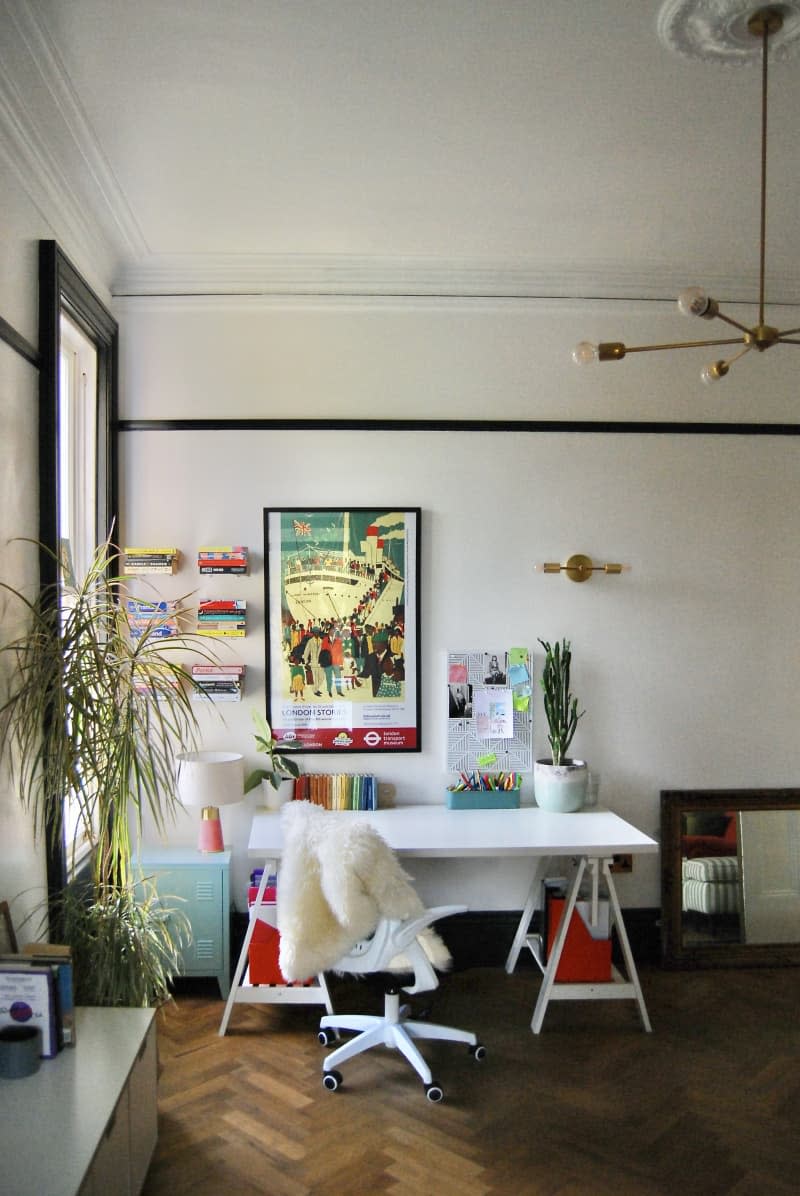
[176,750,244,851]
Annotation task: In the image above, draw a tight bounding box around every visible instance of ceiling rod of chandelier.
[573,7,800,384]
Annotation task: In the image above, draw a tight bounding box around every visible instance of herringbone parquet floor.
[143,964,800,1196]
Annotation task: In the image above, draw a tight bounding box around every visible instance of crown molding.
[4,0,800,307]
[109,252,800,305]
[0,0,146,280]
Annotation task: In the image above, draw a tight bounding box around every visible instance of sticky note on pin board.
[477,752,498,767]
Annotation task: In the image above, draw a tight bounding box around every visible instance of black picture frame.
[264,508,421,754]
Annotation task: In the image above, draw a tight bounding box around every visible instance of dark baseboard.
[230,907,661,976]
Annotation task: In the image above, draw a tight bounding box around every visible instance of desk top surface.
[248,803,658,858]
[0,1006,155,1196]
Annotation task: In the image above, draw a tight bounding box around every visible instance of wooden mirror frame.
[661,787,800,969]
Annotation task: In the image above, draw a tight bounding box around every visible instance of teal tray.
[446,789,520,810]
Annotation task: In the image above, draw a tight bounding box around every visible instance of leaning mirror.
[661,788,800,968]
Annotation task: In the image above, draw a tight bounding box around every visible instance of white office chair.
[318,903,485,1103]
[275,800,484,1101]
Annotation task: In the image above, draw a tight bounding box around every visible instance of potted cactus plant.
[534,638,587,812]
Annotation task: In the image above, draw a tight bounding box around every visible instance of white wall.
[117,295,800,913]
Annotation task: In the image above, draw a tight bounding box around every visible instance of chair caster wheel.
[425,1082,444,1103]
[469,1043,486,1061]
[318,1028,336,1046]
[322,1069,343,1091]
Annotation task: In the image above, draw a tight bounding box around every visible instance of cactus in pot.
[534,638,587,812]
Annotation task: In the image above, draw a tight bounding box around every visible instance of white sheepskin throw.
[277,801,451,981]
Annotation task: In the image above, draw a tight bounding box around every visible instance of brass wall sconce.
[535,554,631,583]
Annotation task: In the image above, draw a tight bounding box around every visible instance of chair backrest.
[332,904,466,994]
[277,801,459,987]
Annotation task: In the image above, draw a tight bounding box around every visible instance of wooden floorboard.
[142,965,800,1196]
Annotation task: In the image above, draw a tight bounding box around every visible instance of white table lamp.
[176,750,244,852]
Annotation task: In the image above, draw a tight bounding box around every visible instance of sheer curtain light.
[574,6,800,385]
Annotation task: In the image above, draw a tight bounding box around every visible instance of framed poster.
[264,508,421,753]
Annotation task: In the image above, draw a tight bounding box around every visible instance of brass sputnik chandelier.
[573,6,800,384]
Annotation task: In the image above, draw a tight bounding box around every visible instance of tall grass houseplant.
[0,540,200,1004]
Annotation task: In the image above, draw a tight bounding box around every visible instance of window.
[58,312,98,588]
[39,242,118,892]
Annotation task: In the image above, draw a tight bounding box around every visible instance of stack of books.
[190,663,245,702]
[126,598,179,639]
[0,944,75,1056]
[123,546,179,575]
[196,599,246,637]
[197,546,248,575]
[293,774,378,810]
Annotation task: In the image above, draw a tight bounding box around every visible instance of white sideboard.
[0,1006,157,1196]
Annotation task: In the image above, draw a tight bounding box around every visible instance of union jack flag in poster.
[293,519,311,535]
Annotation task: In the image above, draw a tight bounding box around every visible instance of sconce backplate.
[565,553,593,582]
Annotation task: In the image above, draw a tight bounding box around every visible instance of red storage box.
[545,895,612,983]
[247,883,277,906]
[248,919,287,985]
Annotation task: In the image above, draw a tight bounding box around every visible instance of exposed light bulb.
[701,360,728,385]
[677,287,711,318]
[572,341,598,366]
[677,287,720,320]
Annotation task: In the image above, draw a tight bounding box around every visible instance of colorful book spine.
[197,546,249,574]
[293,774,378,810]
[123,547,179,575]
[190,664,245,702]
[191,664,246,675]
[196,599,246,637]
[126,598,179,639]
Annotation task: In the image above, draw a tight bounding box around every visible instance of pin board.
[446,648,533,773]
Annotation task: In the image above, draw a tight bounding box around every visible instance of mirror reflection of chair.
[275,800,485,1102]
[318,904,485,1102]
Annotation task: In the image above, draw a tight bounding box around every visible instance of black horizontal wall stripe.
[117,417,800,436]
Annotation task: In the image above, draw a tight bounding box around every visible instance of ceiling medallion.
[656,0,800,63]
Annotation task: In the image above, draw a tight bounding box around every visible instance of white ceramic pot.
[261,776,295,811]
[533,759,588,813]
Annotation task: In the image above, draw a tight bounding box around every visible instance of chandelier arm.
[713,310,754,335]
[725,344,754,368]
[758,13,769,326]
[623,337,746,354]
[777,327,800,337]
[776,337,800,345]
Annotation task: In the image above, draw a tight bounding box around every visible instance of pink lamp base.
[198,807,225,852]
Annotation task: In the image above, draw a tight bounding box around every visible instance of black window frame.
[38,240,118,899]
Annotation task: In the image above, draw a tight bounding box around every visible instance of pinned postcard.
[473,687,514,739]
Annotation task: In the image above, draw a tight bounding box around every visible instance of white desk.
[220,804,658,1036]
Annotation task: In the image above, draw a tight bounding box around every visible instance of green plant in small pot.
[534,638,587,813]
[243,709,301,810]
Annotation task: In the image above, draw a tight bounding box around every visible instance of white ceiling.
[3,0,800,302]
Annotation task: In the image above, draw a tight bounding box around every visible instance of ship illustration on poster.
[281,510,405,628]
